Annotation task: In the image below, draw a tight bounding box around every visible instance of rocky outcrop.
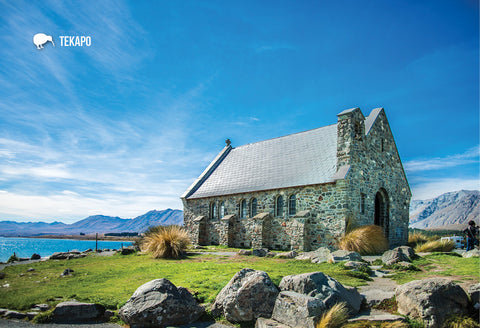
[329,250,362,263]
[30,253,41,260]
[275,250,297,259]
[279,271,362,314]
[395,278,469,328]
[52,301,106,323]
[119,278,204,327]
[468,283,480,309]
[382,246,415,265]
[270,291,325,328]
[49,252,86,260]
[295,247,332,263]
[252,248,269,257]
[212,268,279,322]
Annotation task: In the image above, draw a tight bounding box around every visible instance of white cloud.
[411,178,480,200]
[404,146,479,172]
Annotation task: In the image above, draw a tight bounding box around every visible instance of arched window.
[240,199,247,218]
[210,202,217,219]
[220,201,226,218]
[288,194,296,216]
[250,198,258,217]
[275,195,284,217]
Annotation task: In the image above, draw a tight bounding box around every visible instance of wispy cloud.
[404,146,479,172]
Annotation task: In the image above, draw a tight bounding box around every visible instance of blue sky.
[0,0,478,223]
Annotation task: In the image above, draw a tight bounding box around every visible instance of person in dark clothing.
[464,220,479,251]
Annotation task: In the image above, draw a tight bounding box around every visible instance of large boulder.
[295,247,332,263]
[468,283,480,309]
[329,250,362,263]
[271,291,325,328]
[52,301,105,323]
[382,246,415,265]
[463,249,480,258]
[279,271,362,314]
[212,268,279,322]
[395,278,469,328]
[119,278,204,327]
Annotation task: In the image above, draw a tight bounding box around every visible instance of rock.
[0,308,7,316]
[31,253,41,260]
[255,317,291,328]
[395,278,469,328]
[468,283,480,309]
[103,310,115,321]
[52,301,106,323]
[119,278,204,327]
[212,268,279,322]
[84,248,93,253]
[61,268,74,276]
[394,261,417,270]
[266,252,276,257]
[238,249,252,256]
[27,268,35,272]
[50,252,85,260]
[382,246,415,265]
[271,291,325,328]
[329,250,362,263]
[279,271,362,314]
[463,249,480,258]
[276,250,298,259]
[344,261,368,270]
[295,247,331,263]
[121,247,136,255]
[0,272,5,279]
[252,248,269,257]
[32,304,50,312]
[193,245,206,249]
[26,312,38,320]
[4,310,27,320]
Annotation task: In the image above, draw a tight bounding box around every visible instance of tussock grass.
[316,302,349,328]
[444,315,480,328]
[141,225,190,259]
[339,225,388,255]
[380,322,409,328]
[407,232,429,248]
[414,239,455,253]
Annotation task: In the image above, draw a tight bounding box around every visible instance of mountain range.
[0,209,183,237]
[409,190,479,230]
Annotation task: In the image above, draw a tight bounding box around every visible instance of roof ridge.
[233,122,337,149]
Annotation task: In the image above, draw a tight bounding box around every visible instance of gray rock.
[119,278,204,327]
[295,247,331,263]
[52,300,105,323]
[279,271,362,314]
[32,304,50,312]
[61,268,74,276]
[255,317,291,328]
[0,272,5,279]
[252,248,269,257]
[271,291,325,328]
[463,249,480,258]
[238,249,252,256]
[382,246,415,265]
[4,310,27,320]
[329,250,362,263]
[26,312,38,320]
[275,250,298,259]
[467,283,480,309]
[31,253,41,260]
[50,252,85,260]
[395,278,469,328]
[0,309,7,316]
[121,247,136,255]
[344,261,368,270]
[212,268,279,322]
[27,268,35,272]
[266,252,276,257]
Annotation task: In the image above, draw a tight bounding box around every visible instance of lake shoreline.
[0,234,136,242]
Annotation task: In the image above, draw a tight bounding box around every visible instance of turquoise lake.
[0,237,133,262]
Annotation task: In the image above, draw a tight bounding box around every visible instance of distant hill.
[0,209,183,236]
[409,190,479,229]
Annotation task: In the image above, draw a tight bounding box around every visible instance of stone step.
[349,309,404,322]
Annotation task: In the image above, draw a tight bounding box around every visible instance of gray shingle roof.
[185,124,339,199]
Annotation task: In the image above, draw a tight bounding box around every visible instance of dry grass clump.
[339,225,389,255]
[408,232,429,248]
[316,302,349,328]
[141,225,191,259]
[380,322,409,328]
[414,239,455,253]
[444,315,480,328]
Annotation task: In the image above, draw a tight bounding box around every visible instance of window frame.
[275,195,284,217]
[288,194,296,216]
[240,199,247,218]
[250,198,258,217]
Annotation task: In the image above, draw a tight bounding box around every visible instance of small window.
[210,202,217,219]
[250,198,258,217]
[288,194,296,216]
[275,195,284,217]
[360,193,365,214]
[381,139,384,152]
[220,201,226,218]
[240,199,247,218]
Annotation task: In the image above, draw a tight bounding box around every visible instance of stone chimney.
[336,107,365,167]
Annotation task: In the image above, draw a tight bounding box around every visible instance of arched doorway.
[374,189,390,238]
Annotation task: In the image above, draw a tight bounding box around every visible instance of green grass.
[0,252,367,311]
[389,252,479,285]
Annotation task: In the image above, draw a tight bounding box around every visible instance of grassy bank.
[0,251,367,311]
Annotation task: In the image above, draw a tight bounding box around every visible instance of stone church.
[181,107,411,251]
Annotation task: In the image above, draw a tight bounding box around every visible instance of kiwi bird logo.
[33,33,55,49]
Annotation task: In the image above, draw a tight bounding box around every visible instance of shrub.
[316,302,349,328]
[141,225,191,259]
[346,270,372,281]
[414,239,455,253]
[6,254,19,263]
[444,315,480,328]
[408,232,428,248]
[380,322,409,328]
[339,225,388,255]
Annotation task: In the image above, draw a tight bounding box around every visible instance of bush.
[316,302,349,328]
[380,322,409,328]
[414,239,455,253]
[407,232,429,248]
[6,254,19,263]
[141,225,191,259]
[339,225,388,255]
[444,315,480,328]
